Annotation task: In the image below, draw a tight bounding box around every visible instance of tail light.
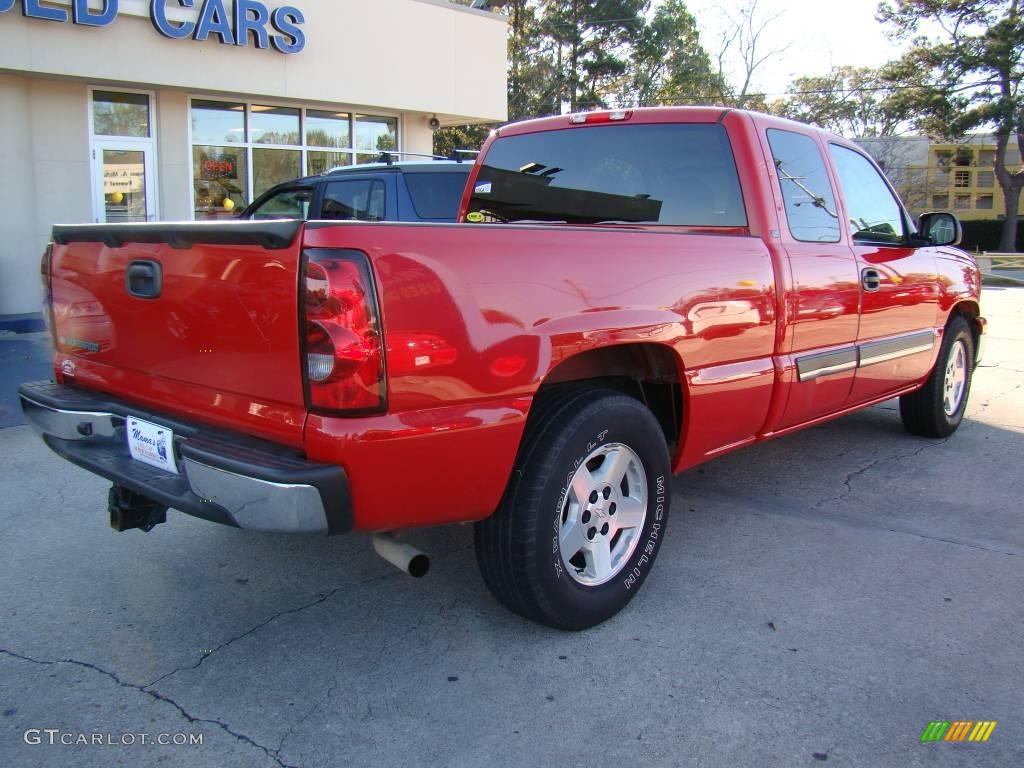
[40,243,56,347]
[301,249,386,413]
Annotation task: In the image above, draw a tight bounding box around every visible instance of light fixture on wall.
[429,115,441,130]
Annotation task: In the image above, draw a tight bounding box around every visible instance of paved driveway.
[1,289,1021,768]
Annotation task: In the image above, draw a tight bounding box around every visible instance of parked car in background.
[239,159,473,223]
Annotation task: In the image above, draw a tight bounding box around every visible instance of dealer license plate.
[126,417,178,475]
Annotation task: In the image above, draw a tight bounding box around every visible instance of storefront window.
[192,100,246,144]
[356,115,397,164]
[307,151,353,175]
[251,105,300,145]
[193,145,247,220]
[93,91,151,138]
[190,99,399,218]
[253,148,302,198]
[306,110,350,149]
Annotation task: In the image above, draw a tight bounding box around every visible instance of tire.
[899,315,975,438]
[474,387,672,630]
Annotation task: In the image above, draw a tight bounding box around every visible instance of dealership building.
[0,0,507,320]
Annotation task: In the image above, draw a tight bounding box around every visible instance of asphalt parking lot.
[1,288,1021,768]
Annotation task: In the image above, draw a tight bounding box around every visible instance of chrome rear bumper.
[18,381,351,535]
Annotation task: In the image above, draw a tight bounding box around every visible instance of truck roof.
[494,106,845,143]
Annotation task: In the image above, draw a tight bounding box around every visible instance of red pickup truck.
[20,107,983,630]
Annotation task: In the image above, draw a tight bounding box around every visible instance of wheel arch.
[528,342,686,455]
[948,299,982,361]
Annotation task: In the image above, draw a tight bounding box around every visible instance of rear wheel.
[474,388,671,630]
[899,315,975,438]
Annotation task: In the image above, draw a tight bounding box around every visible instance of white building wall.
[156,90,193,222]
[0,74,39,316]
[0,0,508,124]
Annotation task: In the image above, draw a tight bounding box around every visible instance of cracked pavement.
[1,287,1022,767]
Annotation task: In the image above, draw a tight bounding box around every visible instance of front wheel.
[899,315,975,438]
[474,388,671,630]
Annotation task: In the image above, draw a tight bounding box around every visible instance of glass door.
[94,144,156,223]
[89,89,158,223]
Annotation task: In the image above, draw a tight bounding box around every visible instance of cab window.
[466,123,746,226]
[829,144,906,244]
[766,129,841,243]
[247,187,312,220]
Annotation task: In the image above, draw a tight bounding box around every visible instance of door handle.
[126,260,162,299]
[861,267,881,292]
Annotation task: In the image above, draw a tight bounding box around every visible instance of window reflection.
[767,129,841,243]
[308,151,353,175]
[248,187,313,220]
[193,145,247,219]
[307,110,351,149]
[251,105,300,145]
[93,91,150,138]
[189,101,399,217]
[356,115,397,155]
[253,148,301,197]
[103,149,148,221]
[192,100,245,144]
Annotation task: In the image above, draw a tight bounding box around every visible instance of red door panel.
[849,245,939,403]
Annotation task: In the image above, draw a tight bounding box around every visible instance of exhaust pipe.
[372,533,430,578]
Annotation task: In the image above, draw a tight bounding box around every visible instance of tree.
[713,0,790,109]
[434,0,729,155]
[433,124,493,158]
[878,0,1024,252]
[618,0,724,106]
[436,0,558,155]
[782,65,907,137]
[507,0,561,119]
[541,0,648,112]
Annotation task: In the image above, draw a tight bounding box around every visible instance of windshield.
[246,187,313,220]
[467,123,746,226]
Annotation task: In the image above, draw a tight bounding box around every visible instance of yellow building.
[924,142,1022,219]
[858,135,1023,220]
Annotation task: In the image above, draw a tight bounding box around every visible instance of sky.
[686,0,905,97]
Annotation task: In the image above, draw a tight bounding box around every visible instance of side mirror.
[918,211,962,247]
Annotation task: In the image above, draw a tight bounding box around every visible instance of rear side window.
[404,172,469,220]
[767,129,841,243]
[248,187,312,220]
[829,144,906,244]
[467,123,746,226]
[321,179,385,221]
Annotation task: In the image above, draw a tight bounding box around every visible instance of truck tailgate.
[48,222,307,446]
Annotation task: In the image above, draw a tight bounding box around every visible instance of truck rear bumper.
[18,380,351,535]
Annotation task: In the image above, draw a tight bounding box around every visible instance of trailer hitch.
[108,485,167,532]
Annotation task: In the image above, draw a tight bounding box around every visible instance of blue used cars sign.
[1,1,306,55]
